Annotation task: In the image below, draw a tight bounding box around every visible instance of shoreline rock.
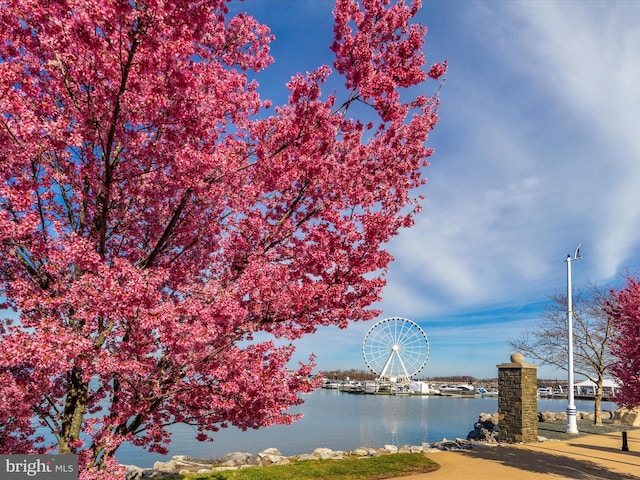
[466,412,500,443]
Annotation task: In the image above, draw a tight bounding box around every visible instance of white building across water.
[574,379,620,401]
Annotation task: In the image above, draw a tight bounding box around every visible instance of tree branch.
[140,187,192,269]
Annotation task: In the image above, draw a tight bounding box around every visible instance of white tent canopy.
[575,378,620,388]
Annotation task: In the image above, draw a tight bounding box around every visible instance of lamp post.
[566,243,581,434]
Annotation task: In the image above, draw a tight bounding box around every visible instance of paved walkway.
[394,429,640,479]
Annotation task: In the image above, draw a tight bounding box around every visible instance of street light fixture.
[566,243,581,434]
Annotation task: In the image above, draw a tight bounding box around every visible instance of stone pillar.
[497,352,538,443]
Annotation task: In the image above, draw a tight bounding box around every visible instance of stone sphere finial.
[510,352,525,364]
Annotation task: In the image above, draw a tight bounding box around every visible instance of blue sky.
[236,0,640,380]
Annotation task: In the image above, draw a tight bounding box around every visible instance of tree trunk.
[594,376,604,426]
[58,366,88,454]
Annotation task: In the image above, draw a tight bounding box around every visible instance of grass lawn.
[169,453,440,480]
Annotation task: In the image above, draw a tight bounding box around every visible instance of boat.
[364,381,378,394]
[363,380,394,394]
[553,385,567,399]
[339,380,364,393]
[408,381,440,396]
[477,386,498,397]
[391,384,412,395]
[537,387,554,398]
[322,379,339,389]
[438,384,481,397]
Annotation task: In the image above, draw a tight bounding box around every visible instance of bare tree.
[510,284,615,426]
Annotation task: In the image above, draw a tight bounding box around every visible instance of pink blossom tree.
[0,0,445,476]
[607,275,640,407]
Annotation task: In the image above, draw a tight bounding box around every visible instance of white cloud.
[493,1,640,279]
[378,1,640,317]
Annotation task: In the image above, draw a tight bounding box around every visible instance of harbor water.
[115,388,618,467]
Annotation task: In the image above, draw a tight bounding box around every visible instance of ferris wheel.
[362,317,429,382]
